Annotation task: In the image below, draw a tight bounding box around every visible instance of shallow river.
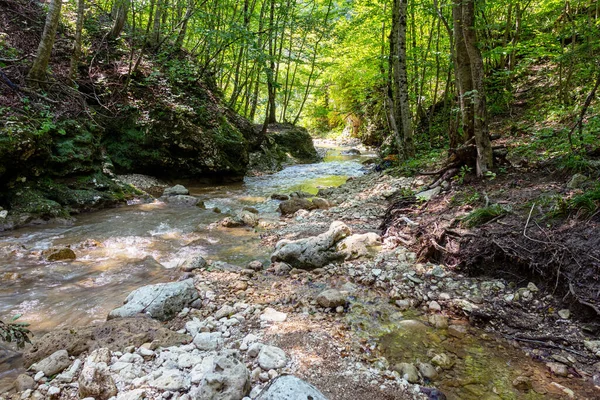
[0,145,372,332]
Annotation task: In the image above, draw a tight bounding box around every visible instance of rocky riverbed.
[2,165,600,400]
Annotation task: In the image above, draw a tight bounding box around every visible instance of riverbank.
[3,158,600,399]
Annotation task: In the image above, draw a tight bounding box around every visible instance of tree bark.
[460,0,493,175]
[27,0,63,84]
[452,0,474,143]
[110,0,130,39]
[69,0,85,82]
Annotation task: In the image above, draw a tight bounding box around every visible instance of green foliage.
[462,204,510,228]
[453,165,473,185]
[0,315,32,349]
[451,188,482,207]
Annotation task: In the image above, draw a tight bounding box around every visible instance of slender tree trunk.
[265,0,277,124]
[452,0,474,143]
[69,0,84,82]
[174,0,194,50]
[461,0,493,175]
[150,0,164,48]
[27,0,63,84]
[110,0,130,39]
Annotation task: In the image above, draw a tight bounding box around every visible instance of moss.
[270,124,319,162]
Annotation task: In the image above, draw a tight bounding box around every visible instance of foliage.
[0,315,32,349]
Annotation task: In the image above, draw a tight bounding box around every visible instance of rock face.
[255,375,328,400]
[24,317,191,366]
[189,350,250,400]
[109,279,198,321]
[271,221,351,269]
[31,349,70,376]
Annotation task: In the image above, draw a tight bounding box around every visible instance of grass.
[462,204,510,228]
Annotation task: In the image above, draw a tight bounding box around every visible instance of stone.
[255,375,328,400]
[181,255,208,272]
[271,221,351,269]
[257,345,288,370]
[316,289,346,308]
[248,343,264,358]
[428,314,448,329]
[47,386,60,398]
[271,194,290,201]
[527,282,539,292]
[163,185,189,196]
[189,350,250,400]
[194,332,223,351]
[108,279,198,321]
[558,309,571,319]
[512,375,532,391]
[221,217,244,228]
[15,374,35,392]
[394,363,419,383]
[279,198,314,216]
[428,301,441,312]
[336,232,381,260]
[248,260,264,271]
[567,173,588,189]
[162,195,203,207]
[0,210,7,219]
[78,350,118,400]
[395,299,411,310]
[55,358,82,383]
[311,198,330,210]
[31,350,70,376]
[547,362,568,377]
[448,324,467,338]
[417,362,438,380]
[116,389,148,400]
[260,307,287,322]
[416,187,441,201]
[238,210,259,227]
[46,248,76,262]
[24,317,190,366]
[215,305,236,320]
[149,369,191,391]
[431,353,454,369]
[584,340,600,356]
[342,148,361,155]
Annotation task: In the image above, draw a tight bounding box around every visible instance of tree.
[69,0,85,81]
[110,0,130,39]
[27,0,63,84]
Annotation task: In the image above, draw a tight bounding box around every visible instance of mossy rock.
[267,123,319,163]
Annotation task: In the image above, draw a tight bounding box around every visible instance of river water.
[0,145,372,333]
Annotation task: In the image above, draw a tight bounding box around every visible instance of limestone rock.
[162,194,204,207]
[336,232,381,260]
[257,345,288,370]
[259,307,287,322]
[255,375,328,400]
[78,349,118,400]
[416,187,441,201]
[181,255,208,272]
[194,332,223,351]
[271,221,351,269]
[163,185,189,196]
[189,350,250,400]
[15,374,35,392]
[108,279,198,321]
[31,350,70,376]
[149,369,191,391]
[238,210,259,227]
[316,289,346,309]
[394,362,419,383]
[221,216,244,228]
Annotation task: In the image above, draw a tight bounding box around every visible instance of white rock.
[257,345,288,370]
[149,369,191,391]
[193,332,223,351]
[116,389,148,400]
[247,342,264,358]
[260,307,287,322]
[31,350,70,376]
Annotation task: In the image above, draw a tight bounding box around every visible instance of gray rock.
[257,345,288,370]
[15,374,35,392]
[259,307,287,322]
[78,350,118,400]
[162,195,204,207]
[31,350,70,376]
[149,369,191,391]
[181,255,208,272]
[215,305,236,320]
[394,362,419,383]
[271,221,351,269]
[417,362,438,380]
[271,194,289,201]
[194,332,223,351]
[567,173,588,189]
[237,210,259,227]
[163,185,189,196]
[221,216,244,228]
[108,279,198,321]
[316,289,346,308]
[279,198,314,216]
[336,232,381,260]
[311,198,330,210]
[255,375,328,400]
[248,260,264,271]
[189,350,250,400]
[116,389,147,400]
[416,187,441,201]
[558,309,571,319]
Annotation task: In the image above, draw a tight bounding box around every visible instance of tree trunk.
[460,0,493,175]
[452,0,474,143]
[110,0,130,39]
[265,0,277,124]
[27,0,63,84]
[69,0,84,82]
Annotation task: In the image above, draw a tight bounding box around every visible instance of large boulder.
[109,279,198,321]
[271,221,351,269]
[30,349,70,376]
[189,350,250,400]
[255,375,328,400]
[279,198,314,216]
[268,124,319,162]
[24,317,191,366]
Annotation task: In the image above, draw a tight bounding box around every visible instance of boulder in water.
[270,221,351,269]
[108,279,199,321]
[46,248,76,261]
[255,375,328,400]
[279,198,314,216]
[161,194,204,207]
[162,184,189,196]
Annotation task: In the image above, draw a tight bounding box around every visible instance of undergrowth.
[462,204,510,227]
